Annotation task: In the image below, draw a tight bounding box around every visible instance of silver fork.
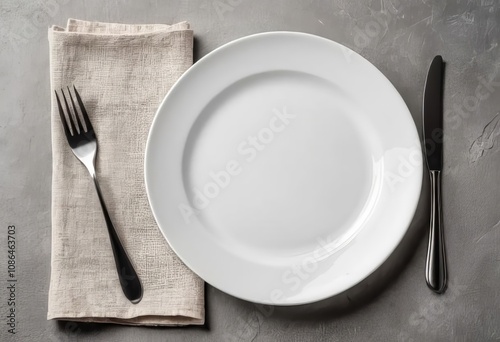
[55,86,143,304]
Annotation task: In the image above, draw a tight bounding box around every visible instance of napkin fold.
[47,19,204,326]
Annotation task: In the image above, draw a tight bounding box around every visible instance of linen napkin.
[47,19,204,326]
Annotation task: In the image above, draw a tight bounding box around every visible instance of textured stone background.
[0,0,499,341]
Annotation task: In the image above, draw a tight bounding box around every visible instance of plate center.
[182,71,376,259]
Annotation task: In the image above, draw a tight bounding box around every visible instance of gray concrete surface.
[1,0,499,341]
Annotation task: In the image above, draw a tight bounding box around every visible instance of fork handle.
[91,174,143,304]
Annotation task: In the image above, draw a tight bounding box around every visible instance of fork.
[55,86,143,304]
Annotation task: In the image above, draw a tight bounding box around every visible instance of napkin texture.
[47,19,204,326]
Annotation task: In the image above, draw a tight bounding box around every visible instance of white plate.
[145,32,422,305]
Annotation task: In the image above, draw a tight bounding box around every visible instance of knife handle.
[425,170,447,293]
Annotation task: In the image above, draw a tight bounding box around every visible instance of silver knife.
[423,55,447,294]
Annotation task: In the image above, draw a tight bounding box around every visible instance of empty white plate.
[145,32,422,305]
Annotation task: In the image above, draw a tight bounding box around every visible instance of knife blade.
[423,55,447,294]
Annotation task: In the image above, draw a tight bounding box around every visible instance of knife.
[423,55,447,294]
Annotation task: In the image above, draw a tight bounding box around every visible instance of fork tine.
[67,86,85,133]
[55,90,72,138]
[61,88,79,135]
[73,86,93,133]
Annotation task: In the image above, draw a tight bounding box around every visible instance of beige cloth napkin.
[47,19,204,326]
